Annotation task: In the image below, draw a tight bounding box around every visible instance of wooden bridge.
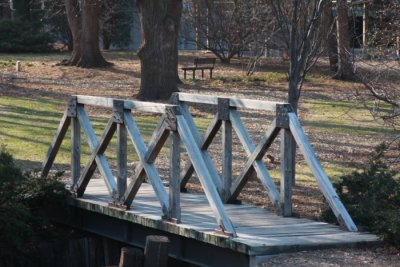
[42,93,378,267]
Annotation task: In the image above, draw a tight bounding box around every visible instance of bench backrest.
[194,57,216,68]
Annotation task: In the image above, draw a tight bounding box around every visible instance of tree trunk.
[78,0,110,67]
[334,0,354,80]
[136,0,182,100]
[65,0,82,65]
[64,0,110,68]
[324,2,338,72]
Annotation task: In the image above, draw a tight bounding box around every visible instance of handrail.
[42,93,358,237]
[177,92,284,111]
[76,95,173,113]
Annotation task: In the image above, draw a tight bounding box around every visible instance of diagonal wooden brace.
[229,110,280,209]
[229,119,280,205]
[76,118,117,197]
[123,116,170,208]
[124,111,169,216]
[76,107,118,199]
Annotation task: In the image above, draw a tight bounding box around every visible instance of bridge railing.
[42,93,358,239]
[172,93,357,232]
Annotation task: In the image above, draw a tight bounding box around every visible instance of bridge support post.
[218,98,233,203]
[277,104,294,217]
[114,100,128,207]
[165,106,181,223]
[69,96,81,192]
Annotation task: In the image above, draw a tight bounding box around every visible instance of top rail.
[176,93,285,111]
[76,95,173,114]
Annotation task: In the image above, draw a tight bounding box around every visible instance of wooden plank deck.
[69,178,379,266]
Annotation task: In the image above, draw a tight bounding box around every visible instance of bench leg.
[210,69,213,79]
[192,70,195,80]
[184,70,186,79]
[201,69,204,78]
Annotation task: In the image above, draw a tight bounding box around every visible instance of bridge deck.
[68,178,379,267]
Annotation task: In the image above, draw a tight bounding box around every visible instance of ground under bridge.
[42,93,378,267]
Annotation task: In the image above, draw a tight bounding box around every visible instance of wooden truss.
[42,93,358,239]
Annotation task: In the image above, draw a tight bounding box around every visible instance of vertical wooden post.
[280,128,294,216]
[144,236,169,267]
[69,97,80,189]
[165,106,181,222]
[71,116,81,187]
[16,61,21,72]
[222,120,232,203]
[168,131,181,222]
[219,98,232,202]
[114,100,127,204]
[119,247,144,267]
[117,124,127,201]
[277,104,294,217]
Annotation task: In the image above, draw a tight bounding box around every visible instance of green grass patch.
[302,99,395,135]
[215,72,287,84]
[0,59,15,68]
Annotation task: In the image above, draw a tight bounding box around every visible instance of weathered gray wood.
[123,170,146,209]
[200,114,222,149]
[177,93,283,111]
[73,180,378,260]
[71,115,81,187]
[176,114,237,237]
[117,123,127,201]
[280,128,294,216]
[76,108,117,196]
[222,119,232,202]
[118,247,144,267]
[178,103,223,193]
[123,118,169,208]
[77,118,117,197]
[124,111,169,215]
[42,110,71,178]
[168,131,181,222]
[145,117,169,163]
[288,113,357,232]
[180,112,222,190]
[144,236,169,267]
[229,110,280,208]
[75,95,172,114]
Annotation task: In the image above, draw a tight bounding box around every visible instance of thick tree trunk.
[78,0,110,67]
[334,0,354,80]
[324,2,338,72]
[65,0,82,65]
[64,0,110,68]
[136,0,182,100]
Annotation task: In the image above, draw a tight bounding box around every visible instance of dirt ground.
[0,52,399,266]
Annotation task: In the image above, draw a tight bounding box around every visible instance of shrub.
[321,144,400,246]
[0,20,53,53]
[0,146,69,266]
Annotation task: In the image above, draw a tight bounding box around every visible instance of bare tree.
[354,0,400,125]
[136,0,182,100]
[182,0,275,64]
[64,0,110,67]
[271,0,329,111]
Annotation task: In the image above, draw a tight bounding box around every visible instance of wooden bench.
[181,57,216,80]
